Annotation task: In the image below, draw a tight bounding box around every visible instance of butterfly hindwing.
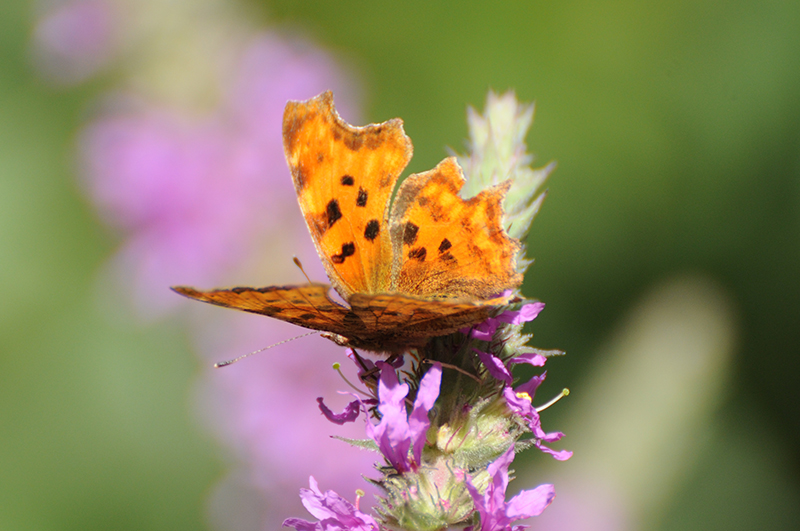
[349,292,493,337]
[171,284,353,336]
[283,91,413,298]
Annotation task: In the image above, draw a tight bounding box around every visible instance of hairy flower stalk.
[287,92,569,531]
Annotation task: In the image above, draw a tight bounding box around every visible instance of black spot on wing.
[341,174,354,186]
[364,220,380,241]
[327,199,342,227]
[408,247,427,261]
[403,222,419,246]
[356,187,368,207]
[438,238,452,253]
[331,242,356,264]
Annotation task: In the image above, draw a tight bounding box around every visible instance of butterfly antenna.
[214,331,318,368]
[293,256,313,284]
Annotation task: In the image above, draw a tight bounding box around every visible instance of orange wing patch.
[174,92,524,355]
[389,157,522,300]
[283,91,412,298]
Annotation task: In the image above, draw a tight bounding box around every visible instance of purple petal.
[467,321,497,341]
[514,372,546,398]
[487,447,513,514]
[508,353,547,367]
[317,397,362,425]
[535,441,573,461]
[290,477,381,531]
[487,446,515,486]
[506,484,556,519]
[476,350,513,384]
[282,517,319,531]
[503,386,534,417]
[365,363,413,472]
[408,363,442,464]
[539,430,565,443]
[375,362,408,405]
[500,303,545,325]
[299,477,341,520]
[347,348,375,378]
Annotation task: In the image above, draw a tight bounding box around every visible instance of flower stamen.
[536,388,570,413]
[332,362,372,398]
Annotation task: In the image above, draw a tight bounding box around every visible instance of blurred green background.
[2,1,799,530]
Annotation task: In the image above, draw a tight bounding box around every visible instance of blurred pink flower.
[193,316,378,529]
[80,35,358,317]
[77,31,375,530]
[32,0,118,85]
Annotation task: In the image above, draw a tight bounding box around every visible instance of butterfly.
[172,91,522,354]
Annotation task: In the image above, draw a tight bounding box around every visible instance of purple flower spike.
[317,396,363,425]
[465,447,555,531]
[365,362,441,473]
[283,477,380,531]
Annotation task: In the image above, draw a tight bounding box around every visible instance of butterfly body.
[173,92,522,354]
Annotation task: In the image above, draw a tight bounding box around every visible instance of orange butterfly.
[173,92,522,354]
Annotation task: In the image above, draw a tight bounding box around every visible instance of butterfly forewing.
[283,92,412,299]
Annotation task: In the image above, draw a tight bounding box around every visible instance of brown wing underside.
[172,284,350,336]
[171,284,495,352]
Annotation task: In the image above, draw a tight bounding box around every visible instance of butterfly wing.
[349,292,494,336]
[283,92,413,298]
[345,292,496,352]
[171,284,356,336]
[388,157,523,300]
